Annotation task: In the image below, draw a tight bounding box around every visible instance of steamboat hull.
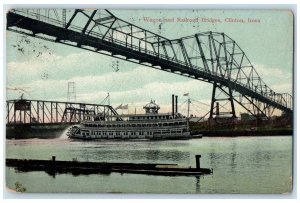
[68,131,192,140]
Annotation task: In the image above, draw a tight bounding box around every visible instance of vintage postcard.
[5,9,293,194]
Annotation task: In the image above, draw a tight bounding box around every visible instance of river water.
[5,135,292,194]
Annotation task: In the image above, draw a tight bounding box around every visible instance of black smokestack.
[175,95,178,114]
[172,94,174,117]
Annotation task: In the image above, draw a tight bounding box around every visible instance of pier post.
[52,156,56,162]
[195,155,201,169]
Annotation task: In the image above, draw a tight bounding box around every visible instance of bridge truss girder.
[210,83,278,120]
[6,99,121,125]
[6,9,293,117]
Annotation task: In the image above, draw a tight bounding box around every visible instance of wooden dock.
[6,156,212,177]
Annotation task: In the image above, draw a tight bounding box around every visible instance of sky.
[6,9,293,116]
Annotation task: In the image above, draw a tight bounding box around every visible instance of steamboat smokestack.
[172,94,174,117]
[175,95,178,114]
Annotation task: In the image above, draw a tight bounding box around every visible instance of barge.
[6,155,212,177]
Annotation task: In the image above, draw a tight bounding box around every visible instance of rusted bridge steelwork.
[6,99,120,125]
[6,9,293,119]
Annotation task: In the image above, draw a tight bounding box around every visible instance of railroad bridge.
[6,9,293,126]
[6,98,120,126]
[6,98,122,138]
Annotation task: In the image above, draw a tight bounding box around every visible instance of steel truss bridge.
[6,99,120,125]
[6,9,293,121]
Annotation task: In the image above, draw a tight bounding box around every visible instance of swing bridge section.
[6,9,293,123]
[6,99,121,126]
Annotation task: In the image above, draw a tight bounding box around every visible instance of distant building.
[240,113,271,121]
[240,113,250,121]
[189,117,208,122]
[240,113,256,121]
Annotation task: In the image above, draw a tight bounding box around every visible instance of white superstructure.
[67,100,191,140]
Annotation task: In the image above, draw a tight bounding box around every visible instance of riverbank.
[191,129,292,137]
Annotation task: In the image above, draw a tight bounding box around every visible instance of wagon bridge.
[6,9,293,120]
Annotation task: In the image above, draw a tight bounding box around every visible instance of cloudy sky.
[6,9,293,116]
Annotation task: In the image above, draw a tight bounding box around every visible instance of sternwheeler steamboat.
[67,98,191,140]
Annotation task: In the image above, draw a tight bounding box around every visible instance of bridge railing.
[11,9,190,68]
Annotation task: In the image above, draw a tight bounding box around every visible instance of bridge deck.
[6,10,293,116]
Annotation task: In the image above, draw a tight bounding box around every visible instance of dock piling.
[195,155,201,169]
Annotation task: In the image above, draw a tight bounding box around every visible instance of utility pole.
[107,93,110,121]
[183,93,190,118]
[67,82,76,103]
[67,81,76,122]
[107,92,110,106]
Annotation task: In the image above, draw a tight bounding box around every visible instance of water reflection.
[76,149,190,163]
[46,170,56,178]
[208,141,238,172]
[250,151,272,168]
[66,139,192,163]
[6,136,292,193]
[208,152,219,167]
[195,175,201,192]
[230,142,237,172]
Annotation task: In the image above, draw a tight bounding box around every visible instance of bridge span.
[6,9,293,119]
[6,98,121,138]
[6,98,120,126]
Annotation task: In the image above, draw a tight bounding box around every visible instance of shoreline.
[191,129,292,137]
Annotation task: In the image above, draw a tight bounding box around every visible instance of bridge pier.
[195,155,201,169]
[209,83,236,121]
